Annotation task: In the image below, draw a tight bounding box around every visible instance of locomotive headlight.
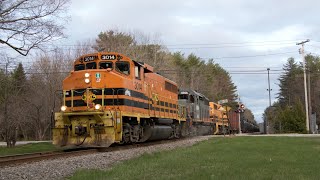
[85,78,90,84]
[84,73,90,78]
[61,105,67,112]
[95,104,102,110]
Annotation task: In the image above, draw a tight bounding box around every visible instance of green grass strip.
[70,137,320,180]
[0,142,58,156]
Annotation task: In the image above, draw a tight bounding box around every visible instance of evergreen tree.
[170,52,237,103]
[93,29,167,70]
[267,55,320,133]
[11,63,27,92]
[277,101,306,133]
[305,54,320,126]
[93,30,135,52]
[277,58,303,107]
[0,69,6,103]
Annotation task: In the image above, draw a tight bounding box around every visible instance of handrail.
[86,89,89,109]
[102,89,104,107]
[112,88,115,106]
[63,90,66,106]
[71,90,74,109]
[116,89,125,108]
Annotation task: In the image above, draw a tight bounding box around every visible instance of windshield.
[178,94,188,100]
[100,62,113,69]
[86,62,96,69]
[75,62,112,71]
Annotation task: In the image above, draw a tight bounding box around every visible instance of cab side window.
[190,95,195,103]
[75,64,85,71]
[116,62,130,75]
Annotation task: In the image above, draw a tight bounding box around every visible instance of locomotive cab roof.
[73,52,155,73]
[179,89,209,101]
[132,60,153,73]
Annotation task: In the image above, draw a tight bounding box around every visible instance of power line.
[159,69,284,72]
[165,43,296,50]
[0,39,302,52]
[164,40,303,46]
[307,44,320,47]
[21,71,283,75]
[12,50,299,65]
[50,39,304,47]
[201,51,297,60]
[7,68,320,76]
[223,66,282,68]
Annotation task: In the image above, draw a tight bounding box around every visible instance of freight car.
[209,105,260,134]
[228,111,240,134]
[228,111,260,133]
[53,52,213,148]
[241,120,260,133]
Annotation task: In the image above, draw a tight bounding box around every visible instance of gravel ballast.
[0,136,214,180]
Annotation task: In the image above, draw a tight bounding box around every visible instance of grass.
[0,142,58,156]
[70,136,320,180]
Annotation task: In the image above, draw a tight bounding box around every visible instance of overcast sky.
[59,0,320,122]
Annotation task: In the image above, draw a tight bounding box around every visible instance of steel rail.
[0,149,98,167]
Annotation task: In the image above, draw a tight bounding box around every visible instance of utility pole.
[266,68,272,134]
[237,94,242,134]
[307,62,313,133]
[296,39,310,132]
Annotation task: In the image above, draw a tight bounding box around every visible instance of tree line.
[264,55,320,133]
[0,29,257,147]
[0,0,256,147]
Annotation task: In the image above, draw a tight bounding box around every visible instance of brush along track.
[0,138,184,167]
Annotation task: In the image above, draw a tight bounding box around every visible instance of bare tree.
[0,55,25,147]
[25,49,73,140]
[0,0,70,56]
[74,40,96,58]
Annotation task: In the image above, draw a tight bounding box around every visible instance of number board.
[80,55,98,63]
[101,54,116,60]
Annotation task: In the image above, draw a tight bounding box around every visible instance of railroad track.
[0,138,186,168]
[0,149,98,167]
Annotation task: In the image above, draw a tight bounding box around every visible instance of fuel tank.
[142,125,173,141]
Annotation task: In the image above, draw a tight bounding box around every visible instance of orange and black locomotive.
[53,52,191,147]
